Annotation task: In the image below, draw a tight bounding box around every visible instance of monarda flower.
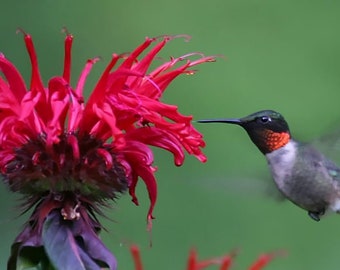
[1,31,214,269]
[130,245,286,270]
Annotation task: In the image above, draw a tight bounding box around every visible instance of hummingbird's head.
[198,110,291,154]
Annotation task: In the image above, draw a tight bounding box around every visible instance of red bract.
[1,31,214,269]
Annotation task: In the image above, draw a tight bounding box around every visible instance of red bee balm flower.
[130,245,286,270]
[1,31,214,269]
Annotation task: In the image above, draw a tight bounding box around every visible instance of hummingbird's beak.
[196,118,242,125]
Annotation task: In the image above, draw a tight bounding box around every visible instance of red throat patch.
[263,130,290,152]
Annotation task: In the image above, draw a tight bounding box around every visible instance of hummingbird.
[198,110,340,221]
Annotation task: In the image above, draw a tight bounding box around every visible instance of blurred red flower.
[1,30,214,269]
[131,245,285,270]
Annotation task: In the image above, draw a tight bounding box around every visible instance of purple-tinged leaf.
[41,210,117,270]
[72,214,117,270]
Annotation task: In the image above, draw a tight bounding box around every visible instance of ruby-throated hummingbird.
[198,110,340,221]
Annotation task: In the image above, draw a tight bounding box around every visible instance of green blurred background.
[1,0,340,269]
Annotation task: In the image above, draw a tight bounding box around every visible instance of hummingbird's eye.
[259,116,271,123]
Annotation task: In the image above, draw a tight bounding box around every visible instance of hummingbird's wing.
[197,170,286,202]
[306,139,340,185]
[312,126,340,166]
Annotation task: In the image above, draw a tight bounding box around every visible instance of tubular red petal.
[69,56,100,134]
[187,249,198,270]
[75,57,100,97]
[137,166,157,229]
[142,66,189,97]
[188,55,217,67]
[121,141,154,166]
[92,103,124,142]
[85,54,119,106]
[129,64,188,99]
[48,77,71,130]
[220,258,233,270]
[130,245,144,270]
[131,38,167,75]
[80,55,120,133]
[125,127,185,166]
[67,134,80,161]
[0,77,22,117]
[248,254,273,270]
[96,148,113,169]
[22,33,45,96]
[219,252,237,270]
[0,55,27,101]
[129,174,139,205]
[118,38,154,70]
[106,68,144,95]
[248,251,286,270]
[19,91,42,120]
[105,39,155,95]
[122,141,156,226]
[62,34,73,83]
[148,58,179,79]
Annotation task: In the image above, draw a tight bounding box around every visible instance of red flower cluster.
[130,245,286,270]
[1,30,213,224]
[1,30,214,269]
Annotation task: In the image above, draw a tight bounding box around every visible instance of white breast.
[265,140,297,190]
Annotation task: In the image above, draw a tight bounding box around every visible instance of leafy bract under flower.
[0,32,214,269]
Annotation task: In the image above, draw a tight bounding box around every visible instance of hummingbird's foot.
[308,209,325,222]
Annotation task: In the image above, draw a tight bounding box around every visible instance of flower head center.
[3,132,129,199]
